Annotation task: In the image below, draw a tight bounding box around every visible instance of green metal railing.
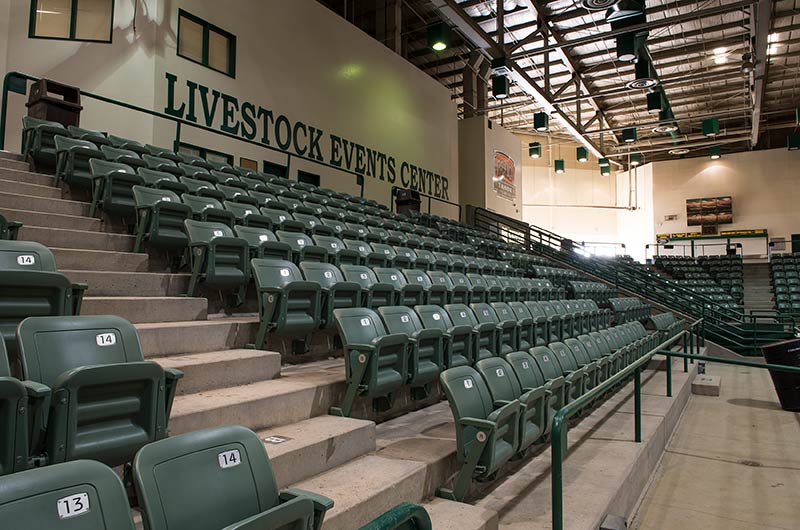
[550,320,800,530]
[0,71,368,196]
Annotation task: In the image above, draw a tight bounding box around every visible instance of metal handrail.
[0,71,368,197]
[551,319,800,530]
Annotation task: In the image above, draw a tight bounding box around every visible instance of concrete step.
[259,415,377,489]
[424,499,499,530]
[82,296,207,324]
[20,225,134,252]
[136,317,259,357]
[0,167,56,187]
[159,349,281,395]
[0,191,87,216]
[64,270,190,296]
[0,156,32,171]
[168,362,344,435]
[0,207,102,232]
[52,248,149,272]
[290,454,428,530]
[0,178,62,199]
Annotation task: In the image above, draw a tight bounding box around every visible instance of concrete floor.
[631,364,800,530]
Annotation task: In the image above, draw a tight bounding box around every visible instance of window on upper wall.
[29,0,114,42]
[177,9,236,77]
[178,143,234,165]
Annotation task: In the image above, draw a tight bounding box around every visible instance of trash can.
[26,79,83,127]
[395,188,421,216]
[761,338,800,411]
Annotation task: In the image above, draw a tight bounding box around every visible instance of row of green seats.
[438,320,663,501]
[608,296,651,323]
[0,241,86,360]
[648,312,685,340]
[0,314,182,476]
[568,280,616,303]
[329,301,617,418]
[0,214,22,240]
[0,425,332,530]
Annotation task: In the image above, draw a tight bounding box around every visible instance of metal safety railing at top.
[645,241,743,260]
[470,206,798,354]
[0,71,368,197]
[550,318,800,530]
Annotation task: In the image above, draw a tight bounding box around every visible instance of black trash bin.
[395,188,421,216]
[26,79,83,127]
[761,338,800,411]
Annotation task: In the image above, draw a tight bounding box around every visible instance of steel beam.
[750,0,772,146]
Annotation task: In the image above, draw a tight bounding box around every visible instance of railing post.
[172,121,182,153]
[666,353,673,397]
[551,415,566,530]
[634,367,642,443]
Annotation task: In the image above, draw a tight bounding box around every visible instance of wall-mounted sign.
[164,73,450,199]
[492,150,516,201]
[719,229,767,237]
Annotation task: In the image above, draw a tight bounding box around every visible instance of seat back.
[530,346,565,379]
[549,341,580,371]
[475,357,522,403]
[0,460,136,530]
[0,240,58,271]
[439,366,496,459]
[134,425,291,530]
[504,351,546,390]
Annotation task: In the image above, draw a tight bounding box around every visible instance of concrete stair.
[65,270,191,296]
[21,225,135,251]
[0,190,89,216]
[0,177,61,198]
[1,207,103,232]
[82,295,208,323]
[136,317,259,357]
[742,262,774,312]
[0,153,35,172]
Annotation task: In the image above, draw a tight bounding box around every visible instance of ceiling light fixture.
[668,148,690,156]
[647,91,662,114]
[534,112,549,132]
[581,0,621,10]
[427,23,451,52]
[622,127,637,143]
[629,153,643,166]
[492,75,509,99]
[529,142,542,159]
[601,166,611,177]
[626,57,659,90]
[555,159,565,174]
[577,147,588,162]
[710,145,722,160]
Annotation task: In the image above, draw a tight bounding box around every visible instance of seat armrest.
[487,399,520,425]
[459,416,496,430]
[21,380,50,399]
[70,282,88,314]
[372,332,409,349]
[447,324,474,337]
[222,496,315,530]
[411,328,443,343]
[280,488,335,511]
[163,368,184,419]
[474,322,498,334]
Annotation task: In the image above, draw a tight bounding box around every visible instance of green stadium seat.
[0,338,33,475]
[21,116,65,167]
[530,345,586,404]
[503,351,562,435]
[88,159,142,217]
[403,269,447,306]
[223,201,272,229]
[144,144,182,162]
[107,134,149,156]
[475,356,546,452]
[177,153,213,170]
[100,145,147,168]
[310,235,359,266]
[134,425,332,530]
[0,214,22,240]
[552,340,599,391]
[142,154,184,176]
[233,225,292,261]
[300,262,360,330]
[179,176,225,200]
[445,304,497,362]
[392,246,417,269]
[341,265,395,310]
[330,308,408,417]
[378,305,444,397]
[359,502,432,530]
[181,194,236,227]
[0,459,136,529]
[564,337,605,387]
[184,220,249,305]
[437,365,520,501]
[178,162,211,179]
[414,304,472,368]
[447,272,474,304]
[137,167,188,193]
[374,267,425,306]
[507,301,535,350]
[132,186,191,254]
[17,315,182,466]
[67,125,111,146]
[0,241,86,359]
[54,135,104,189]
[250,259,321,352]
[276,231,328,263]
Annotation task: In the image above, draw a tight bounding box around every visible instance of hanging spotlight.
[626,56,659,90]
[601,166,611,176]
[492,75,509,99]
[653,109,678,134]
[529,142,542,158]
[710,145,722,160]
[629,153,643,166]
[646,91,662,114]
[599,157,610,167]
[702,118,720,137]
[622,128,637,143]
[576,147,588,162]
[741,53,754,75]
[427,22,451,52]
[534,112,549,132]
[555,159,565,174]
[616,33,637,62]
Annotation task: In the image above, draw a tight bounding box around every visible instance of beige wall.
[1,0,459,217]
[458,116,522,220]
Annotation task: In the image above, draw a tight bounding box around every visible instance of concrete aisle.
[631,364,800,530]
